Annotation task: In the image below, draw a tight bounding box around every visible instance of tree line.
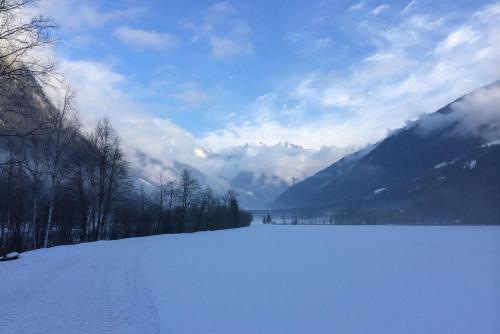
[0,118,252,254]
[0,0,251,256]
[260,206,486,226]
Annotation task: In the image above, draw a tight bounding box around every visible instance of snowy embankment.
[1,225,499,334]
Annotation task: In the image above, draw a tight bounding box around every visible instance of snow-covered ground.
[1,225,499,334]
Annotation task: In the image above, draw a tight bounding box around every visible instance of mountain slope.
[274,81,500,224]
[230,170,291,209]
[0,72,57,139]
[208,142,350,209]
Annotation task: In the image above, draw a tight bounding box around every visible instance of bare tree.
[178,169,199,232]
[196,186,213,230]
[42,88,79,248]
[22,130,45,248]
[0,0,57,85]
[87,118,128,241]
[155,172,166,234]
[71,135,94,243]
[0,1,57,170]
[162,180,176,233]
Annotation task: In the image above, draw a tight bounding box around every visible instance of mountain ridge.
[273,81,500,224]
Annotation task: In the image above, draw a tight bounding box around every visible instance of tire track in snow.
[125,242,161,334]
[96,258,118,334]
[0,308,17,331]
[0,256,78,332]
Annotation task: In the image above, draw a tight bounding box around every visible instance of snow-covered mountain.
[0,71,351,210]
[203,142,352,208]
[130,140,352,209]
[230,171,292,209]
[274,81,500,224]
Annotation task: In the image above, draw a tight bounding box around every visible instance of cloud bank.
[419,81,500,141]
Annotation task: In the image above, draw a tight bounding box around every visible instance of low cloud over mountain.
[419,81,500,141]
[274,82,500,224]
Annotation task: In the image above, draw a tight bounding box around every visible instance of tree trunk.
[32,195,37,249]
[43,185,55,248]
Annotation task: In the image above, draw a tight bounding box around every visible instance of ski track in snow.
[0,240,161,334]
[1,224,500,334]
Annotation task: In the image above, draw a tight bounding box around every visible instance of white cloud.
[201,1,500,153]
[371,4,390,16]
[473,2,500,21]
[435,26,479,53]
[363,52,396,62]
[182,2,253,59]
[171,83,209,107]
[204,1,236,29]
[418,82,500,141]
[349,1,365,11]
[43,53,345,193]
[34,0,500,195]
[51,58,220,183]
[113,26,177,50]
[210,36,253,58]
[284,31,302,43]
[450,82,500,140]
[401,0,417,15]
[182,2,235,40]
[289,73,361,109]
[36,0,147,29]
[314,37,332,48]
[206,143,352,186]
[200,118,375,151]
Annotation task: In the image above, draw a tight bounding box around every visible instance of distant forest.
[0,0,251,256]
[260,206,497,226]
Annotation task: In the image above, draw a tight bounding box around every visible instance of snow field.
[1,224,499,334]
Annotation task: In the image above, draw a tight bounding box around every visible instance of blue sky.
[32,0,500,185]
